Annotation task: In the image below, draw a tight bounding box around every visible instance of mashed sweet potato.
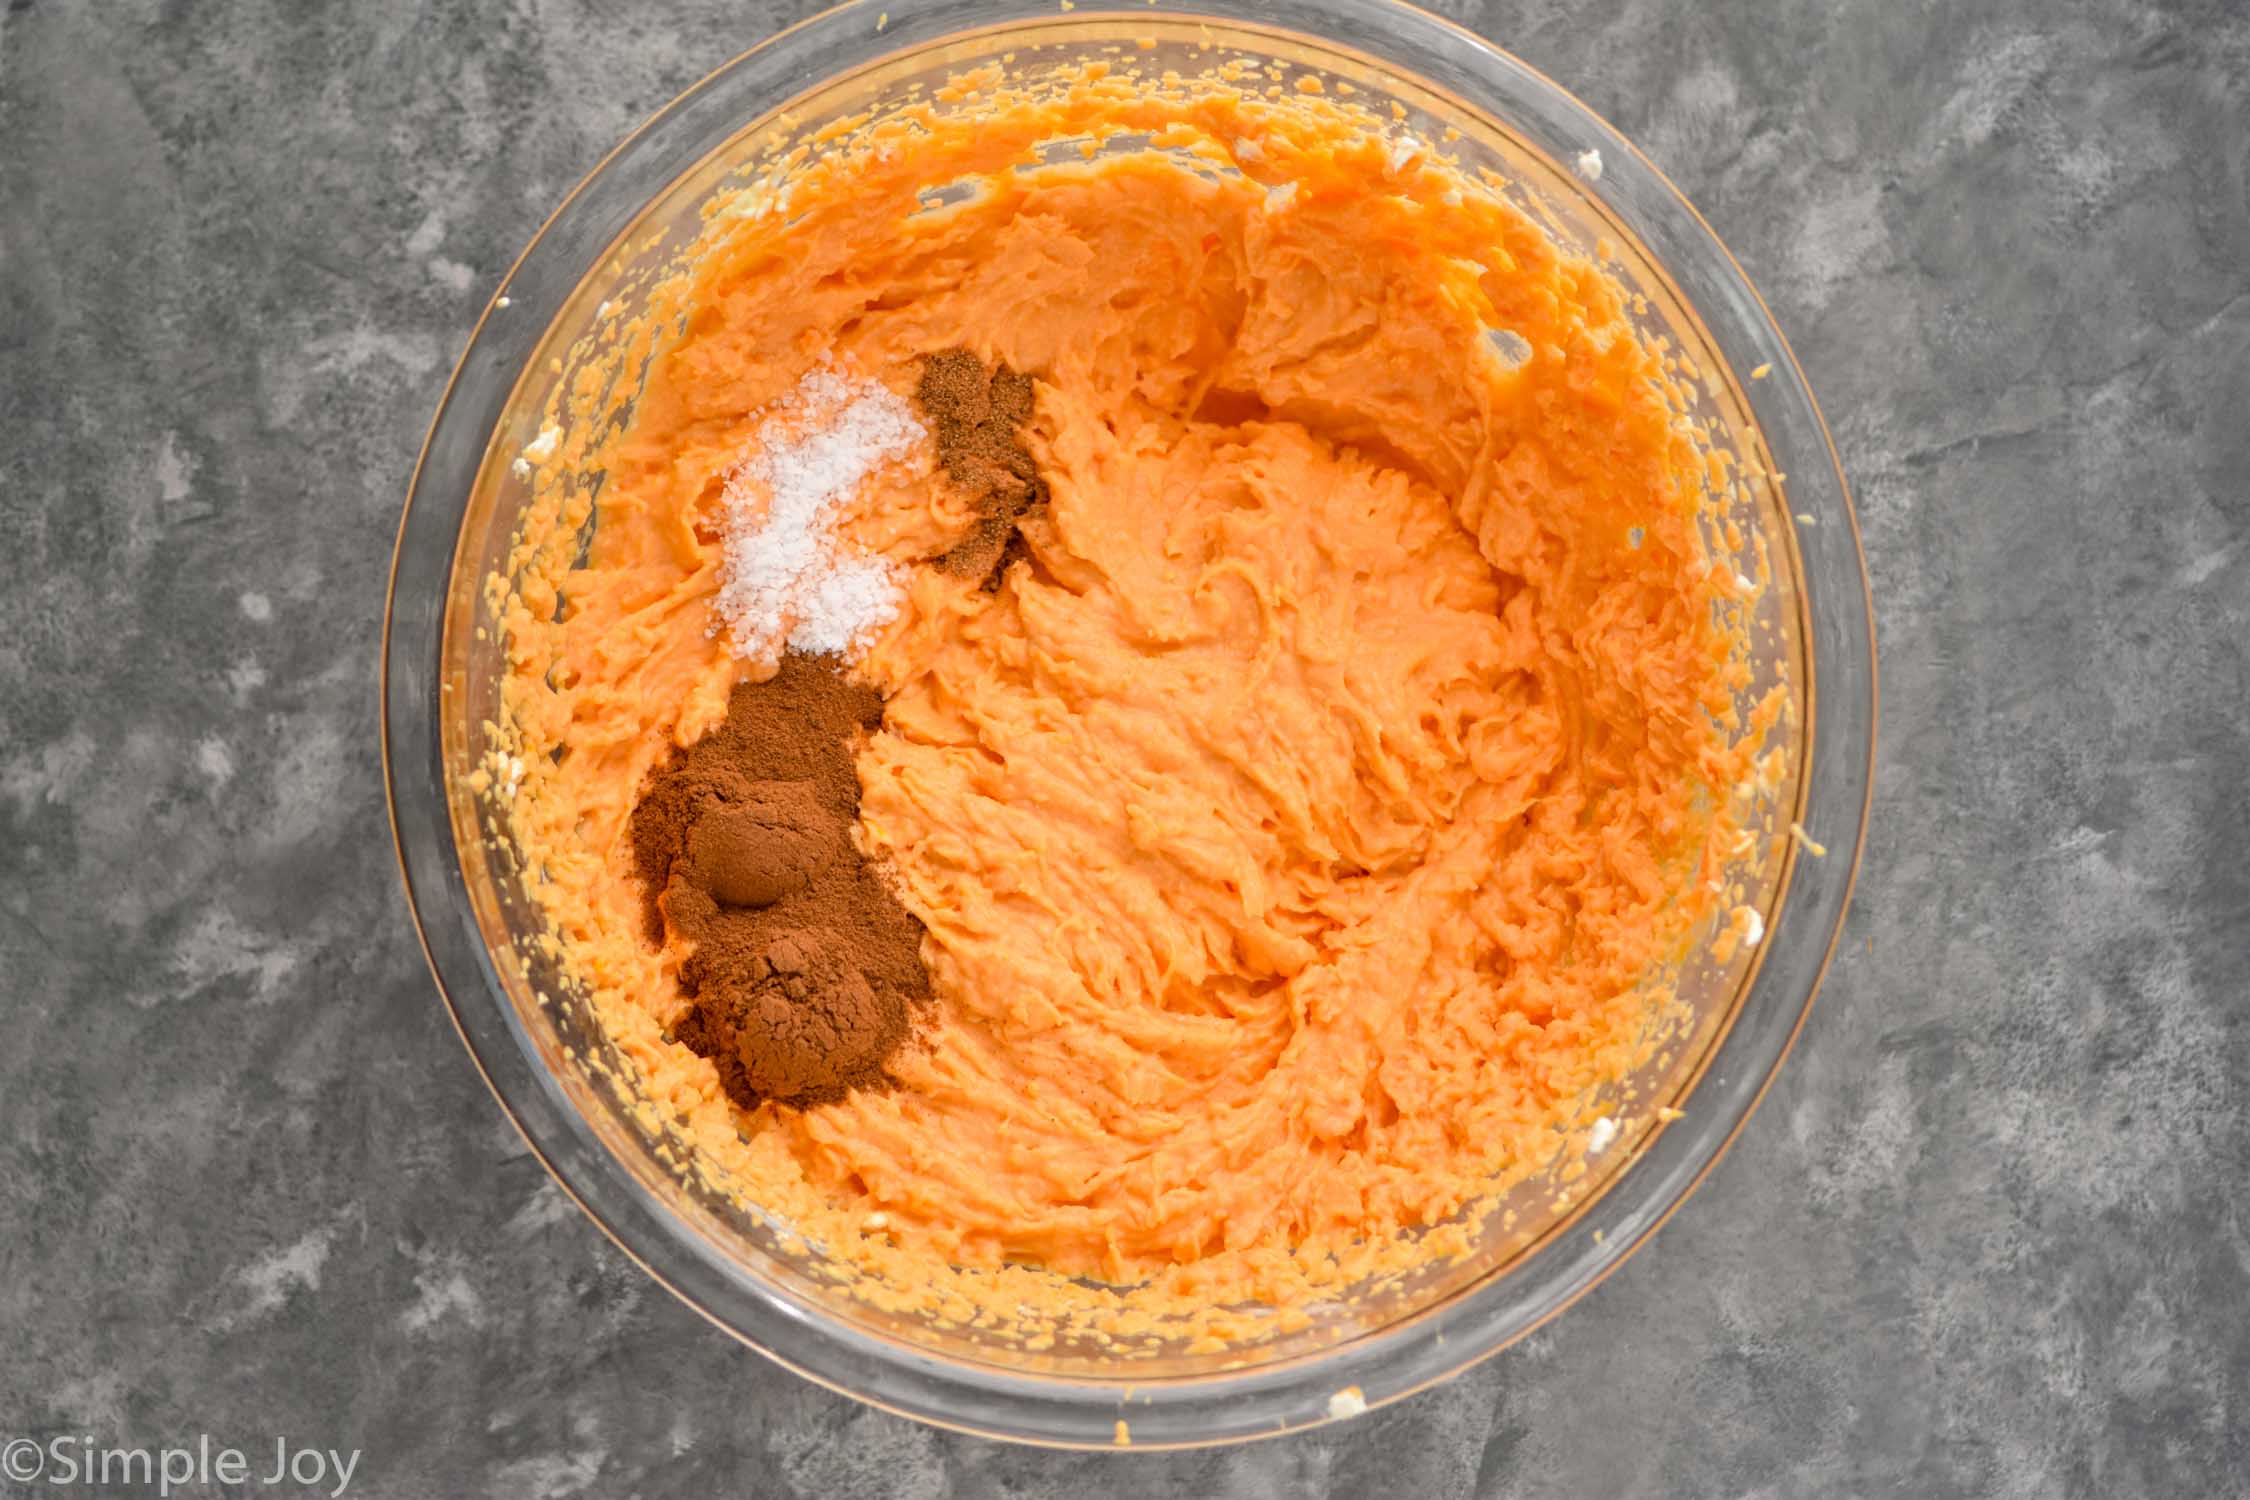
[489,57,1766,1343]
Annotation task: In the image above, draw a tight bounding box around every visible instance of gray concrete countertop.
[3,1,2245,1495]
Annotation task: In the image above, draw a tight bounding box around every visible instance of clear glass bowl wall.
[385,0,1874,1449]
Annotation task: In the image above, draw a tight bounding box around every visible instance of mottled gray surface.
[2,0,2245,1494]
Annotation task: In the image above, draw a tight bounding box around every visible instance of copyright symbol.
[1,1437,44,1482]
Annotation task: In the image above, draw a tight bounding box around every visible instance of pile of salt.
[711,368,923,660]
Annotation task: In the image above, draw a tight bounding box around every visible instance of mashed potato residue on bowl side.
[482,56,1781,1349]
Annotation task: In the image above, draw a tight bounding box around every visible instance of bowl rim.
[381,0,1877,1450]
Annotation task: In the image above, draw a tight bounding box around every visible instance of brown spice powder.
[918,348,1045,586]
[628,654,930,1109]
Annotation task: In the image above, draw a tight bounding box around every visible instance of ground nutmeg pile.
[918,348,1044,587]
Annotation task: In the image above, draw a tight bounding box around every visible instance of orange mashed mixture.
[493,60,1765,1343]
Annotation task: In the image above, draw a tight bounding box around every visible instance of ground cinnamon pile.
[918,348,1044,586]
[628,654,929,1109]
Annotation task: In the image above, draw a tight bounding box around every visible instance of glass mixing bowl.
[384,0,1875,1450]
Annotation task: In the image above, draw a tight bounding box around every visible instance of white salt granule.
[1587,1115,1619,1154]
[1575,147,1604,181]
[713,368,923,660]
[788,554,905,656]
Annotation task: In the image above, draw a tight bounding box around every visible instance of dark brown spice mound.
[917,347,1046,587]
[628,654,930,1110]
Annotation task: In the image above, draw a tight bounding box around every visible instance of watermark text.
[1,1434,359,1496]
